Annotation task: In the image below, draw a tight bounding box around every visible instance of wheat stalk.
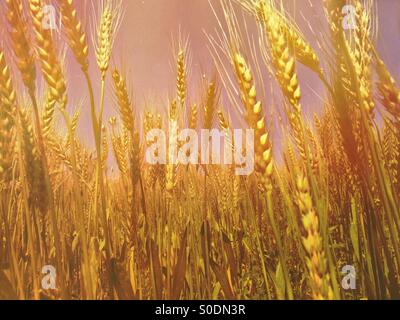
[19,109,48,213]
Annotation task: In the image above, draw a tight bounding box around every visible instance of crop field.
[0,0,399,300]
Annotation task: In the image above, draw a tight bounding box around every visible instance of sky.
[5,0,398,146]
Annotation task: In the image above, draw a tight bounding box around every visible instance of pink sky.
[40,0,400,145]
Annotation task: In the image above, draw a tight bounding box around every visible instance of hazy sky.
[44,0,400,144]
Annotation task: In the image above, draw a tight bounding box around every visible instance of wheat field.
[0,0,399,300]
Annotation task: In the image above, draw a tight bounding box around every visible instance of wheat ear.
[234,53,273,187]
[189,103,198,130]
[166,100,178,194]
[258,2,307,161]
[111,130,128,175]
[6,0,36,92]
[352,1,374,114]
[296,172,334,300]
[203,81,218,130]
[252,0,322,75]
[0,50,17,177]
[0,50,17,116]
[29,0,67,107]
[176,49,186,110]
[57,0,89,71]
[42,93,56,137]
[112,70,134,132]
[94,0,123,79]
[19,109,47,212]
[375,58,400,120]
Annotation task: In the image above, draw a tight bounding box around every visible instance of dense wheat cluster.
[0,0,399,300]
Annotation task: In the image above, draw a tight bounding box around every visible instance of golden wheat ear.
[57,0,89,72]
[29,0,68,108]
[296,172,334,300]
[176,49,186,110]
[233,53,273,188]
[42,92,56,137]
[94,0,124,79]
[0,50,16,177]
[203,80,218,130]
[189,103,198,130]
[0,49,17,179]
[0,50,17,116]
[112,70,134,132]
[375,58,400,119]
[110,123,128,175]
[6,0,37,92]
